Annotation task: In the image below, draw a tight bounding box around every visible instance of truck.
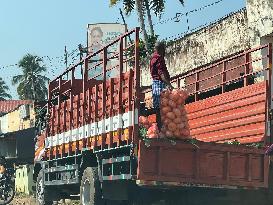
[33,28,273,205]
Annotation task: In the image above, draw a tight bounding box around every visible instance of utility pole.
[119,8,132,44]
[78,44,84,75]
[64,46,68,69]
[78,44,89,76]
[78,44,84,61]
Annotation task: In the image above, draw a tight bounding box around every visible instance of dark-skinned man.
[150,41,174,131]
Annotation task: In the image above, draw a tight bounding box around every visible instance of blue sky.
[0,0,245,99]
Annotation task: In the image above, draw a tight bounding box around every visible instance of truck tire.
[36,170,54,205]
[80,167,105,205]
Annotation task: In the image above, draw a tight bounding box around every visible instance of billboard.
[87,23,126,54]
[87,23,126,80]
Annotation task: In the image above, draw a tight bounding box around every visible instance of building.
[0,100,35,134]
[0,100,36,164]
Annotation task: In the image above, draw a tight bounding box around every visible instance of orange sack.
[160,89,191,140]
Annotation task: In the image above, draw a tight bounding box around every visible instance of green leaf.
[14,54,48,101]
[139,126,147,139]
[0,77,11,100]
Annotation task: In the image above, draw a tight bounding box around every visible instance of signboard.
[87,23,126,80]
[87,23,126,54]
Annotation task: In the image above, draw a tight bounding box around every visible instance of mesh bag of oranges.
[139,88,191,139]
[159,89,191,139]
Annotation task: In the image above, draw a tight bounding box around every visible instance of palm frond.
[0,77,11,100]
[123,0,135,15]
[150,0,165,17]
[178,0,184,6]
[12,75,24,85]
[0,92,12,99]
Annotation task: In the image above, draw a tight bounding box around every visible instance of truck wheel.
[80,167,105,205]
[36,170,54,205]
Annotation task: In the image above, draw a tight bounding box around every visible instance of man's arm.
[160,74,174,89]
[157,58,174,89]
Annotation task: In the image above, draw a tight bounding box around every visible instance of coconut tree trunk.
[136,0,149,51]
[31,75,35,101]
[144,0,154,36]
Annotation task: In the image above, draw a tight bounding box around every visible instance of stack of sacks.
[159,89,191,139]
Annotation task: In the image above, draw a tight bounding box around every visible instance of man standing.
[150,41,174,130]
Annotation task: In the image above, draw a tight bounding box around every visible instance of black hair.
[154,41,166,52]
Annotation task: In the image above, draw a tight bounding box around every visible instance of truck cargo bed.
[137,139,269,189]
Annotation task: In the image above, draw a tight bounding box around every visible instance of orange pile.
[139,116,159,138]
[147,123,159,139]
[139,116,152,129]
[160,89,191,139]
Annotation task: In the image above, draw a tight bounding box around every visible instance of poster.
[87,23,126,80]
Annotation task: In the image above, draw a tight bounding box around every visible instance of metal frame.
[170,44,272,99]
[43,28,140,160]
[101,155,137,181]
[44,164,79,186]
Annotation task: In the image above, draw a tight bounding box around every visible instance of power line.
[164,7,246,41]
[153,0,224,26]
[0,47,80,72]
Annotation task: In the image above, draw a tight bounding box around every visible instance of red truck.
[34,28,273,205]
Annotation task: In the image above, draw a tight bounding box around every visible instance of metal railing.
[170,44,272,102]
[44,28,140,147]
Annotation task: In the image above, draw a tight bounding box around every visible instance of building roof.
[0,100,33,115]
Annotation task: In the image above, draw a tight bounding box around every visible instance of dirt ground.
[9,194,80,205]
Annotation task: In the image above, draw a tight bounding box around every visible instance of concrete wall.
[246,0,273,47]
[15,165,34,195]
[141,9,250,86]
[0,114,8,134]
[0,104,35,134]
[246,0,273,78]
[141,0,273,86]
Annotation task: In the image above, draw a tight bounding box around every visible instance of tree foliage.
[110,0,184,17]
[12,54,49,101]
[0,77,11,100]
[109,0,184,52]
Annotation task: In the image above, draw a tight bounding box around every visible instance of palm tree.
[136,0,150,50]
[110,0,150,50]
[110,0,184,49]
[0,77,11,100]
[144,0,154,37]
[12,54,50,101]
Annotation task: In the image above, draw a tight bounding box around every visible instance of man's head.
[155,41,166,57]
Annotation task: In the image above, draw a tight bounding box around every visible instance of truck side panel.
[186,82,267,143]
[137,140,269,188]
